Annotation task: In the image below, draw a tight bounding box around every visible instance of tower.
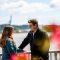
[9,16,12,26]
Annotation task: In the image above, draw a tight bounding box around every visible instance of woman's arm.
[6,39,24,53]
[6,40,17,54]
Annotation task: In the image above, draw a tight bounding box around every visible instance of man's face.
[28,23,37,32]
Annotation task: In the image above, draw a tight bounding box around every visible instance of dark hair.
[28,19,38,27]
[0,26,14,47]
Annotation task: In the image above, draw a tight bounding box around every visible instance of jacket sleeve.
[6,40,17,54]
[18,33,30,49]
[17,48,24,53]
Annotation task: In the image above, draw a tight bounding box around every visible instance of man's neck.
[33,28,38,33]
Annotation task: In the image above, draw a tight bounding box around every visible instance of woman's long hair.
[0,26,14,47]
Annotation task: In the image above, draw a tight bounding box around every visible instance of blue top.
[2,38,23,60]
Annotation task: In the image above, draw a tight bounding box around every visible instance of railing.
[0,51,60,60]
[0,54,2,60]
[49,51,60,60]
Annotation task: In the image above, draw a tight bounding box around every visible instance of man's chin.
[31,30,34,32]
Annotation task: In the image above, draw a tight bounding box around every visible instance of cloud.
[0,0,59,13]
[20,3,49,13]
[50,0,60,7]
[0,0,25,10]
[0,0,49,14]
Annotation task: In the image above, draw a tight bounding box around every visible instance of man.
[18,19,50,60]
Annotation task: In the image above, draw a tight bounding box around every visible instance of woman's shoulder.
[6,38,13,44]
[6,38,12,41]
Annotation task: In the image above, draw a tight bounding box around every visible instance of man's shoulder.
[28,31,32,34]
[37,28,45,33]
[38,28,47,36]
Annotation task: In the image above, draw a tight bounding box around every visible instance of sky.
[0,0,60,25]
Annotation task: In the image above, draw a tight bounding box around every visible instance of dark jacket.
[19,28,50,59]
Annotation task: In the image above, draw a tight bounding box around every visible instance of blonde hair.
[0,26,14,47]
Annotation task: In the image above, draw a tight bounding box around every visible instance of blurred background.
[0,0,60,60]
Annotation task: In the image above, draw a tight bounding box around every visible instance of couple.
[0,19,50,60]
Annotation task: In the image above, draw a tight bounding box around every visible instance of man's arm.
[41,32,50,52]
[18,33,30,49]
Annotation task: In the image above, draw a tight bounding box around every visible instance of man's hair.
[28,19,38,27]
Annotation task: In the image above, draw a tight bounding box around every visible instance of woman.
[0,26,23,60]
